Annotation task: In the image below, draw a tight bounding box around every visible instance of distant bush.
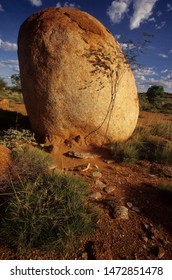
[0,77,7,91]
[160,102,172,114]
[0,147,98,258]
[146,85,164,104]
[0,90,23,103]
[11,74,21,92]
[138,91,172,114]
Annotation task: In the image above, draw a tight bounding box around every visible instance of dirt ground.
[0,100,172,260]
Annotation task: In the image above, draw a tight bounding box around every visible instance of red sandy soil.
[0,100,172,260]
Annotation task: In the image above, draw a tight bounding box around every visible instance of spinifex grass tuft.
[0,147,98,258]
[151,122,172,141]
[110,123,172,165]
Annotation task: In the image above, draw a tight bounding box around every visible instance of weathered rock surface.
[18,7,139,145]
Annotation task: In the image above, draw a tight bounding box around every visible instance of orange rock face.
[0,145,11,185]
[18,7,139,145]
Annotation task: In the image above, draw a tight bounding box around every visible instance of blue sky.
[0,0,172,92]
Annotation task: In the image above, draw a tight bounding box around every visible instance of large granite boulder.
[18,7,139,145]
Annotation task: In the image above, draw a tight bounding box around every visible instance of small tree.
[0,77,7,91]
[11,74,21,91]
[146,85,164,103]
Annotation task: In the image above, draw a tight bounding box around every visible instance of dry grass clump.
[0,147,98,258]
[151,122,172,141]
[110,123,172,165]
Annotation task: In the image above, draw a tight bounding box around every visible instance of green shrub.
[146,85,164,104]
[0,77,7,91]
[0,89,23,103]
[139,135,172,163]
[9,91,23,103]
[0,128,35,148]
[138,91,172,114]
[110,139,140,164]
[0,147,98,258]
[161,102,172,113]
[140,102,154,112]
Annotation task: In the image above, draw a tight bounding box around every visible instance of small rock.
[132,206,140,213]
[39,143,45,148]
[103,159,115,164]
[93,164,99,169]
[64,151,98,159]
[49,165,57,171]
[143,223,150,230]
[104,186,116,194]
[95,179,106,189]
[115,206,129,220]
[143,236,148,243]
[81,252,88,260]
[126,202,140,213]
[32,141,39,146]
[70,163,90,172]
[92,171,102,178]
[90,192,102,200]
[126,202,133,208]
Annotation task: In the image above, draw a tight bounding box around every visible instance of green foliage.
[139,93,152,111]
[110,123,172,165]
[0,147,98,258]
[0,90,23,103]
[11,74,21,91]
[161,101,172,114]
[0,77,7,91]
[139,92,172,113]
[118,33,154,69]
[146,85,164,104]
[0,128,35,149]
